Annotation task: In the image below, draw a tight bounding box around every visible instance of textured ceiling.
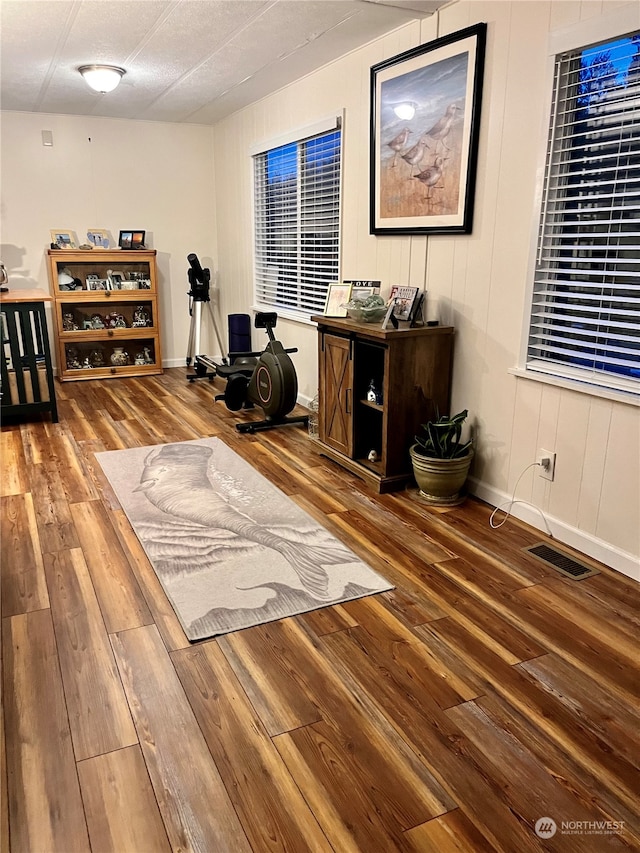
[1,0,445,125]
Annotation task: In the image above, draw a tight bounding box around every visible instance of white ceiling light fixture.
[79,65,125,94]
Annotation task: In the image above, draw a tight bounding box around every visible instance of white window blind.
[253,124,341,317]
[526,33,640,395]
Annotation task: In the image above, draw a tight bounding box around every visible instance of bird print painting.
[376,46,472,224]
[97,438,393,640]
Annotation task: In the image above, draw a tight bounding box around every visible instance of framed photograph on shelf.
[324,282,352,317]
[370,23,486,235]
[50,230,77,249]
[344,280,382,299]
[87,229,110,248]
[409,292,425,326]
[389,285,419,321]
[381,300,399,330]
[118,230,146,249]
[107,270,125,289]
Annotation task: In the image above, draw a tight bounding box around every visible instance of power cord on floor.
[489,461,553,536]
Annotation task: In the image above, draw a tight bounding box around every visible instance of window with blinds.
[526,32,640,395]
[253,125,341,317]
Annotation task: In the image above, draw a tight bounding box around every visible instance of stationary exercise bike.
[215,312,309,434]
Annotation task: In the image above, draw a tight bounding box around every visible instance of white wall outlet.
[538,449,556,481]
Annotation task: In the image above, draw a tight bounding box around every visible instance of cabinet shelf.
[359,398,384,412]
[312,315,453,493]
[47,249,162,381]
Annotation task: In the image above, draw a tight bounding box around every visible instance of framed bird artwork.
[370,23,487,235]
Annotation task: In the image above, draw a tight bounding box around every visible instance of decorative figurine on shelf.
[110,347,129,366]
[142,346,153,364]
[367,379,383,405]
[58,268,82,291]
[62,312,78,331]
[132,305,151,327]
[134,351,146,365]
[65,346,82,370]
[89,348,105,367]
[104,312,127,329]
[91,313,105,329]
[368,449,380,462]
[82,357,93,369]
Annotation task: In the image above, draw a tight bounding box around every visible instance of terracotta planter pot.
[409,445,474,506]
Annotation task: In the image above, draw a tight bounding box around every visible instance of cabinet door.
[320,333,353,457]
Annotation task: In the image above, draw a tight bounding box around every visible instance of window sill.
[509,366,639,407]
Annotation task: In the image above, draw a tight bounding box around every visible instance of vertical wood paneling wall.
[211,0,639,578]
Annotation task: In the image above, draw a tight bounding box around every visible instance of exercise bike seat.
[215,356,257,380]
[214,354,259,411]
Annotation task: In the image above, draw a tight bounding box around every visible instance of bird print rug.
[97,437,393,641]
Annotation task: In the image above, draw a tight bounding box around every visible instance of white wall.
[210,0,639,579]
[0,112,218,364]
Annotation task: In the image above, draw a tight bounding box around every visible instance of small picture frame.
[381,300,399,329]
[87,229,110,248]
[324,282,352,317]
[348,286,376,300]
[50,230,76,249]
[344,280,381,297]
[108,271,125,289]
[409,292,425,326]
[118,230,146,249]
[389,285,419,321]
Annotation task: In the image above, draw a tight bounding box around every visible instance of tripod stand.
[185,254,225,381]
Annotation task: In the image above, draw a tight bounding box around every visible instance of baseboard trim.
[469,477,639,583]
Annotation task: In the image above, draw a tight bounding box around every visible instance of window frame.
[251,114,343,322]
[516,6,640,406]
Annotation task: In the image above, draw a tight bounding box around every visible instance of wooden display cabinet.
[312,315,454,493]
[47,249,162,380]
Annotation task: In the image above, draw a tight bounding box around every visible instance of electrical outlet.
[538,449,556,481]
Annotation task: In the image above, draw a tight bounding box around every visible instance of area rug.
[97,437,393,641]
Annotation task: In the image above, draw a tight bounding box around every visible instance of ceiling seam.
[137,0,279,118]
[33,0,82,112]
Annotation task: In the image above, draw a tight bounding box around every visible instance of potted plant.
[409,409,474,505]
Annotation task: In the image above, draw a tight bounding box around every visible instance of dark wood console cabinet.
[312,315,453,493]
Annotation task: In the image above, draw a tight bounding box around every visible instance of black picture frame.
[118,230,146,249]
[370,23,486,235]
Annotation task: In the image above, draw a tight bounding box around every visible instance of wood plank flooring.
[1,368,639,852]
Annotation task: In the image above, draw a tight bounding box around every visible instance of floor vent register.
[523,542,599,580]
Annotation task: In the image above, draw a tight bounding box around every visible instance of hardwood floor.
[1,368,639,852]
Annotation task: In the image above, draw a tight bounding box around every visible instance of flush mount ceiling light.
[79,65,125,94]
